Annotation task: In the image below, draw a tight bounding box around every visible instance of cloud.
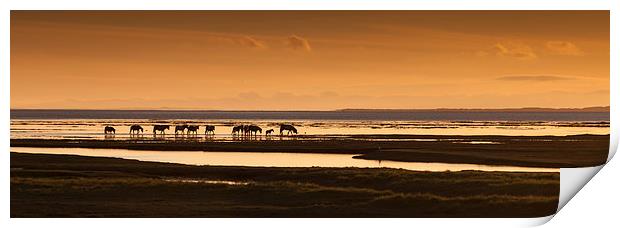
[22,90,608,110]
[286,35,312,52]
[496,75,575,81]
[235,36,267,49]
[493,42,537,60]
[545,41,584,56]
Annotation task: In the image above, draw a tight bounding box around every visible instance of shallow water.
[164,179,249,185]
[9,114,602,174]
[10,119,610,140]
[11,147,558,173]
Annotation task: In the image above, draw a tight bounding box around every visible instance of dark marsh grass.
[11,152,558,218]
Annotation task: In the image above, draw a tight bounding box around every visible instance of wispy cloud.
[286,35,312,52]
[234,36,267,49]
[496,75,575,81]
[545,41,584,56]
[493,42,537,60]
[20,89,608,110]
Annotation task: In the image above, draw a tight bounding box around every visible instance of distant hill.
[338,106,610,113]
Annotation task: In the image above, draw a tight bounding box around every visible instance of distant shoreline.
[9,106,610,113]
[338,106,610,113]
[10,108,610,121]
[9,107,612,112]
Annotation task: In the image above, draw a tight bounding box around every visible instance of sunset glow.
[11,11,610,110]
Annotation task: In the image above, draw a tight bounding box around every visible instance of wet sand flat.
[11,134,609,168]
[10,152,559,218]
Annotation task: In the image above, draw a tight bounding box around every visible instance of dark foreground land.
[11,152,558,218]
[11,134,609,168]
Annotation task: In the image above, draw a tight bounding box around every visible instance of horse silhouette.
[247,125,262,136]
[104,126,116,134]
[280,124,298,135]
[129,125,144,134]
[204,125,216,135]
[266,129,274,136]
[242,125,251,136]
[153,125,170,135]
[175,125,188,135]
[187,125,200,135]
[232,125,243,135]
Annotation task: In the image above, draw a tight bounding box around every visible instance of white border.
[1,0,617,227]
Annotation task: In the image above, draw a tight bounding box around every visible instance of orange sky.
[11,11,609,110]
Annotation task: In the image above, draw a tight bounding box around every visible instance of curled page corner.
[607,122,618,162]
[557,130,616,215]
[558,165,604,211]
[532,215,555,226]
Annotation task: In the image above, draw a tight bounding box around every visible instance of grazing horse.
[175,125,188,135]
[186,125,200,135]
[280,124,298,135]
[104,126,116,134]
[153,125,170,135]
[232,125,243,135]
[204,125,216,135]
[265,129,274,136]
[129,125,144,135]
[247,125,262,136]
[242,125,251,136]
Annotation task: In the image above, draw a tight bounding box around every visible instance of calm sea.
[11,109,610,139]
[10,109,610,121]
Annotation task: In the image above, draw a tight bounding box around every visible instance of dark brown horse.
[129,125,143,134]
[247,125,262,136]
[232,125,243,135]
[186,125,200,135]
[153,125,170,135]
[280,124,297,135]
[104,126,115,134]
[204,125,216,135]
[265,129,274,136]
[175,125,188,135]
[242,125,251,136]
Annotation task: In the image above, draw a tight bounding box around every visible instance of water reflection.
[11,147,557,173]
[11,119,610,141]
[164,178,249,185]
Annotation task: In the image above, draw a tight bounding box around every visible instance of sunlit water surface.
[10,119,610,140]
[11,116,603,174]
[11,147,557,173]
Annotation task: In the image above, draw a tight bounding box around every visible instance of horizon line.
[9,106,611,112]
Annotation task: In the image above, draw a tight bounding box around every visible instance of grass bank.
[11,152,558,217]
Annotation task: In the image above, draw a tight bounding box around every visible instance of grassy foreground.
[11,152,558,218]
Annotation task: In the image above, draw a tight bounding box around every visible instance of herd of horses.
[103,124,298,137]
